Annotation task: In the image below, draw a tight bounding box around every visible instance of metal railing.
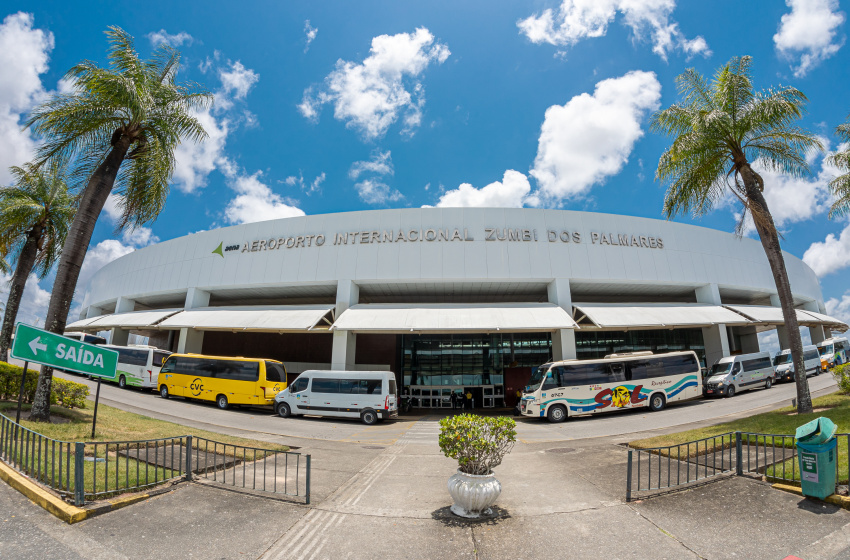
[193,437,310,504]
[626,431,850,501]
[0,413,310,506]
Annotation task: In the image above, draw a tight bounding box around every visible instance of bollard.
[305,454,311,505]
[74,442,85,506]
[735,432,743,476]
[626,449,633,502]
[185,435,193,482]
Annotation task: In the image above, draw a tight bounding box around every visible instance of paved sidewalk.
[5,417,850,559]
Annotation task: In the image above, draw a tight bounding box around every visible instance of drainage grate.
[546,448,576,454]
[362,446,386,450]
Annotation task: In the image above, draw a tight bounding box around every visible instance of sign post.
[15,361,29,424]
[10,323,118,434]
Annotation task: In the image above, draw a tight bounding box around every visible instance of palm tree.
[24,27,212,421]
[652,56,823,414]
[0,163,76,362]
[827,118,850,216]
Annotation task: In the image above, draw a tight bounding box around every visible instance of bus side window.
[291,377,309,393]
[160,357,176,373]
[607,363,626,382]
[542,368,561,390]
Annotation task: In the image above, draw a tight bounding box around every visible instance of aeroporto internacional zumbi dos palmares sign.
[227,226,666,255]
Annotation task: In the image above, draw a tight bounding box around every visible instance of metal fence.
[0,413,310,506]
[626,431,850,501]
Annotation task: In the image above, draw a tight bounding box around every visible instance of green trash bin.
[795,417,838,500]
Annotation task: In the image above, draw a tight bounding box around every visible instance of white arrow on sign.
[28,336,47,355]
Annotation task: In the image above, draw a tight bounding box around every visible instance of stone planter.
[447,469,501,518]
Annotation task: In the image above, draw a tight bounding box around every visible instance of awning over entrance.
[724,305,848,332]
[331,303,577,333]
[572,303,753,329]
[66,309,181,331]
[156,305,335,332]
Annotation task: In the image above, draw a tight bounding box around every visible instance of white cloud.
[433,170,532,208]
[355,179,403,205]
[349,150,394,180]
[529,70,661,204]
[0,12,54,184]
[299,28,450,140]
[518,0,710,61]
[146,29,194,47]
[282,171,326,195]
[304,20,318,52]
[217,61,259,111]
[74,239,137,302]
[223,168,305,224]
[121,227,159,247]
[774,0,845,77]
[0,271,50,327]
[826,292,850,325]
[803,221,850,277]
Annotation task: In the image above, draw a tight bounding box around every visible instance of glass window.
[215,360,260,381]
[561,363,608,386]
[291,377,309,393]
[338,379,359,394]
[312,378,339,393]
[658,354,698,376]
[153,351,170,367]
[117,348,148,366]
[606,362,626,382]
[160,357,176,373]
[389,379,397,396]
[264,361,285,382]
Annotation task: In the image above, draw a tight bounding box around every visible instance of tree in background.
[652,56,822,414]
[24,27,211,421]
[827,117,850,217]
[0,163,75,362]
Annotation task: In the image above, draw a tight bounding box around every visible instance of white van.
[102,344,172,390]
[274,370,398,425]
[773,346,821,382]
[704,351,775,397]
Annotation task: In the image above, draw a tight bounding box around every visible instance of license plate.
[707,390,714,394]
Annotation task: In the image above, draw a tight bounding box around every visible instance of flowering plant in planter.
[438,414,517,475]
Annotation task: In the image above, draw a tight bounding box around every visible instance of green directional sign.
[10,323,118,379]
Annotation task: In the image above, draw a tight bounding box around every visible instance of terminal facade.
[71,208,846,408]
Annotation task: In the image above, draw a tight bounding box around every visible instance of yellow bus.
[158,353,287,410]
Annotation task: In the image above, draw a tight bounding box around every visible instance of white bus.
[817,337,850,370]
[520,351,701,423]
[274,370,398,425]
[103,344,172,390]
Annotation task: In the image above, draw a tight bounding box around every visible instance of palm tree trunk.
[740,164,813,414]
[29,138,131,421]
[0,232,41,362]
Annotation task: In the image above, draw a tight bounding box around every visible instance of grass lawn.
[629,391,850,484]
[0,400,291,501]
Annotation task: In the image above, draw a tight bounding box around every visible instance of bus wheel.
[216,395,229,410]
[649,393,666,412]
[118,375,127,389]
[361,409,378,425]
[278,402,291,418]
[764,377,772,390]
[546,404,567,423]
[160,385,169,399]
[726,385,736,398]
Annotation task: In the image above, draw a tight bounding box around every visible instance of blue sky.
[1,0,850,351]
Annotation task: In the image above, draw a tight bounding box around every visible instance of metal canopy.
[572,303,753,329]
[725,305,848,332]
[65,309,181,331]
[156,305,335,332]
[330,303,577,333]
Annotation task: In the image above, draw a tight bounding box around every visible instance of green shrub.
[834,364,850,395]
[0,362,88,409]
[438,414,517,475]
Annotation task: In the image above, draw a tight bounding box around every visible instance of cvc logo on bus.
[190,378,204,396]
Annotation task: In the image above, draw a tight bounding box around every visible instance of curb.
[772,483,850,509]
[0,459,87,524]
[0,459,180,524]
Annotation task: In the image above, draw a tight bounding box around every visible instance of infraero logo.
[212,243,224,257]
[190,378,204,396]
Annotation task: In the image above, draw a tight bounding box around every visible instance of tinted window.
[160,357,176,373]
[291,377,309,393]
[389,379,397,396]
[121,348,149,366]
[83,334,107,345]
[216,360,259,381]
[359,379,382,395]
[338,379,360,394]
[542,368,561,389]
[659,354,699,376]
[628,359,666,380]
[153,351,170,367]
[560,363,608,386]
[265,361,285,382]
[742,357,771,371]
[804,349,820,361]
[312,378,339,393]
[606,362,627,383]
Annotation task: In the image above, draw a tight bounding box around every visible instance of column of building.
[696,284,729,367]
[108,297,135,346]
[331,280,359,370]
[176,288,209,353]
[548,278,577,361]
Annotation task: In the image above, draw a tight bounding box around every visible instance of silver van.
[704,351,774,397]
[773,345,821,382]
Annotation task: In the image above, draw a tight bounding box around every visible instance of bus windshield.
[528,365,550,392]
[773,353,791,366]
[819,344,834,356]
[708,362,733,376]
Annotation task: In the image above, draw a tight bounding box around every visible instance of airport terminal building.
[69,208,847,408]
